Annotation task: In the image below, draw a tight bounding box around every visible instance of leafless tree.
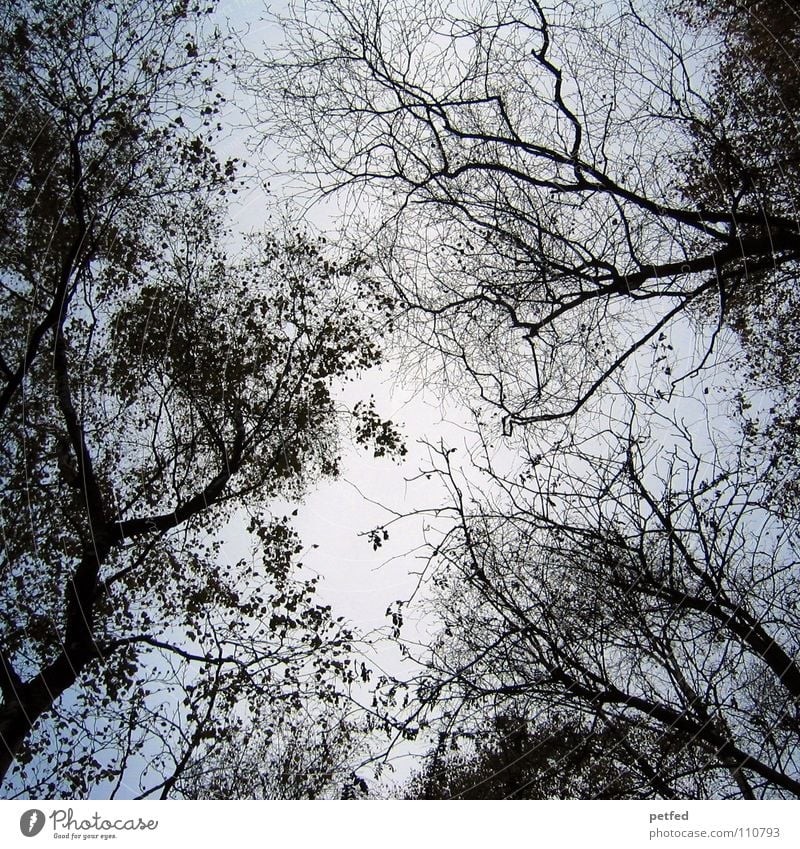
[261,0,800,425]
[377,409,800,798]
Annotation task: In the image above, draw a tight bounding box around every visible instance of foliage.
[675,0,800,512]
[405,713,709,800]
[677,0,800,223]
[173,708,370,799]
[0,0,398,797]
[5,0,800,803]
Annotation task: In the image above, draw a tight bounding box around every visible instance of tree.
[0,0,232,420]
[0,0,400,797]
[404,713,706,799]
[674,0,800,513]
[260,1,800,798]
[173,706,371,799]
[677,0,800,225]
[263,0,800,426]
[378,411,800,799]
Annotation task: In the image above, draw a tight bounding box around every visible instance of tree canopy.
[4,0,800,802]
[257,0,800,799]
[264,0,800,425]
[0,0,399,797]
[386,413,800,799]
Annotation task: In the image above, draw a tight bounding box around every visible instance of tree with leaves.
[0,0,400,797]
[404,712,708,799]
[174,706,371,799]
[674,0,800,514]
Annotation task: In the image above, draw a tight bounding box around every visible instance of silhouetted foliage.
[676,0,800,512]
[0,0,398,797]
[6,0,800,804]
[173,708,370,799]
[406,713,707,799]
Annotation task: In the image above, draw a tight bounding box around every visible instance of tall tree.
[263,0,800,426]
[676,0,800,512]
[380,414,800,798]
[0,0,400,797]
